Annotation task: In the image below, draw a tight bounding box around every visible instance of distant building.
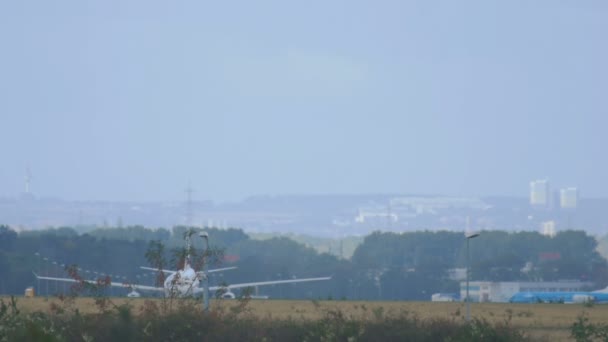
[541,221,557,237]
[460,280,592,303]
[560,187,579,209]
[530,180,550,207]
[354,210,398,224]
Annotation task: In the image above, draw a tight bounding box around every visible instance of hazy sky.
[1,1,606,201]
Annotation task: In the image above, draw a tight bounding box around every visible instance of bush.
[570,313,608,342]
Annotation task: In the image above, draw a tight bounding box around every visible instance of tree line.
[1,225,607,300]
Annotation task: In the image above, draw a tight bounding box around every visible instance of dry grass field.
[8,296,608,341]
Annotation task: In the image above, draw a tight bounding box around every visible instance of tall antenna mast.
[185,182,194,226]
[25,166,32,194]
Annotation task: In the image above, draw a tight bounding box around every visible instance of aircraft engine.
[573,294,594,304]
[127,290,141,298]
[221,291,236,299]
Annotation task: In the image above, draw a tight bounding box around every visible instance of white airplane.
[33,265,235,298]
[33,232,331,299]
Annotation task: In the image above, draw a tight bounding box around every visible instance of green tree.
[0,226,17,250]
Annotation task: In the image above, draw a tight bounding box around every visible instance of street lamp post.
[34,253,40,296]
[465,232,479,322]
[200,231,210,313]
[52,261,58,294]
[43,257,49,296]
[60,264,66,294]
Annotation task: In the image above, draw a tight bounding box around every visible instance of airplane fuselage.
[510,291,608,304]
[163,264,200,297]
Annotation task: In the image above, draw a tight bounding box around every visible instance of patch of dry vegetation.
[8,296,608,341]
[0,295,533,341]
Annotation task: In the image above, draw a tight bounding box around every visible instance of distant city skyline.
[1,173,593,203]
[1,1,606,201]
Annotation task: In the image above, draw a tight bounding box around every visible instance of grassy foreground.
[5,296,608,341]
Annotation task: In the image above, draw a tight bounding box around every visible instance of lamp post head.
[199,230,211,313]
[200,231,210,251]
[466,233,480,239]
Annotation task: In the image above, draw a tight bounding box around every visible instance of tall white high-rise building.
[530,179,550,207]
[560,187,579,209]
[541,221,557,237]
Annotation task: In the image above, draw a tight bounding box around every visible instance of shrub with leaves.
[571,313,608,342]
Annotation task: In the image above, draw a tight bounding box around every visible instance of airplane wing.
[33,272,164,292]
[139,267,177,274]
[140,266,237,274]
[206,276,331,292]
[206,266,238,274]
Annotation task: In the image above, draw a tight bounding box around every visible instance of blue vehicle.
[509,288,608,304]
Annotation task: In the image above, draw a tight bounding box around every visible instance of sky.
[0,1,606,201]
